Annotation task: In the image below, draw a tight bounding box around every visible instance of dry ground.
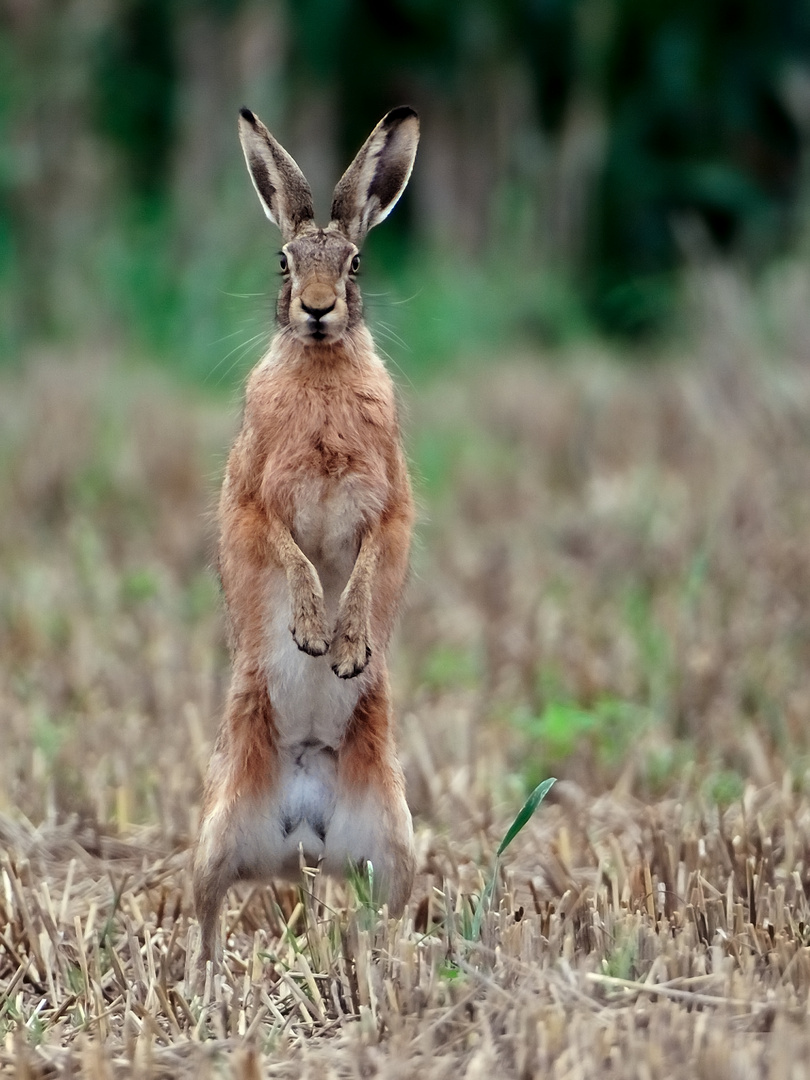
[3,304,810,1076]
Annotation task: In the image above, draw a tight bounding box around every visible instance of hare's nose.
[300,284,336,320]
[301,298,336,320]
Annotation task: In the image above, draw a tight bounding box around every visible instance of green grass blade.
[468,777,557,941]
[469,863,498,941]
[496,777,557,857]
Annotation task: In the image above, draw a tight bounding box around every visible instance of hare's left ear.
[238,108,314,241]
[330,106,419,245]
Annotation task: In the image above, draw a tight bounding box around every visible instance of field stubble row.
[2,336,810,1075]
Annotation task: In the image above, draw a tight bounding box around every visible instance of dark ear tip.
[239,106,256,124]
[383,105,418,126]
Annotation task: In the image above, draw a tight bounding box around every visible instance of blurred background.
[6,7,810,1061]
[5,0,810,832]
[3,0,810,375]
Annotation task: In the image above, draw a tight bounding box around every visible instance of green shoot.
[469,777,556,941]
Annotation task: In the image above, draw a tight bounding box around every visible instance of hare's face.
[238,104,418,346]
[279,228,361,345]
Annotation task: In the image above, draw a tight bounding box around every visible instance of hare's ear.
[330,106,419,244]
[238,108,314,241]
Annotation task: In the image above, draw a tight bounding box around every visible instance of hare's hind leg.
[192,666,279,977]
[323,684,415,916]
[192,827,230,978]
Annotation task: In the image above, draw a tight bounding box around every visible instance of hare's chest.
[291,475,382,584]
[258,381,393,572]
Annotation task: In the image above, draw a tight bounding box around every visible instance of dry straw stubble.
[3,335,810,1076]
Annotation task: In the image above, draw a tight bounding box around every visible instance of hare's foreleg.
[221,497,330,658]
[254,508,330,656]
[331,499,412,679]
[275,524,331,657]
[331,529,378,679]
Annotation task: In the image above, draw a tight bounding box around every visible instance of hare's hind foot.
[323,784,415,916]
[191,840,229,987]
[322,690,415,912]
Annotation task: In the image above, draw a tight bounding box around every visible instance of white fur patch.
[292,476,384,598]
[265,574,364,749]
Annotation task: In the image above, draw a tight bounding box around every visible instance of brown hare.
[192,106,419,974]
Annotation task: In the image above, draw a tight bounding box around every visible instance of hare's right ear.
[330,106,419,245]
[238,108,314,241]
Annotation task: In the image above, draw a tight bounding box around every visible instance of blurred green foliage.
[1,0,809,370]
[594,0,809,332]
[514,697,650,782]
[94,0,177,197]
[703,768,746,806]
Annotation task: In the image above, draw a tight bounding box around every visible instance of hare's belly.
[232,740,338,876]
[261,475,372,814]
[247,742,392,878]
[272,740,338,869]
[263,574,363,746]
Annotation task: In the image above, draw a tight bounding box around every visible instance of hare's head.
[238,106,419,346]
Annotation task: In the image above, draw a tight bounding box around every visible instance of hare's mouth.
[298,324,336,346]
[303,315,345,343]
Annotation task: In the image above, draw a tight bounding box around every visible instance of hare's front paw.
[293,624,331,657]
[331,634,372,679]
[330,612,372,679]
[291,596,330,657]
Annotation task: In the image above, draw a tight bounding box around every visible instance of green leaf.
[468,776,557,941]
[496,777,557,856]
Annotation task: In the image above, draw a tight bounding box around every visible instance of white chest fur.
[291,475,384,600]
[293,480,360,598]
[263,575,363,749]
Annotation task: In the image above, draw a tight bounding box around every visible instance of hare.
[192,106,419,973]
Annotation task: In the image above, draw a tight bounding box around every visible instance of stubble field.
[3,297,810,1076]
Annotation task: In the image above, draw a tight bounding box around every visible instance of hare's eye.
[350,254,360,274]
[279,253,289,273]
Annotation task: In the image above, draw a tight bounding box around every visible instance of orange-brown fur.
[192,106,419,976]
